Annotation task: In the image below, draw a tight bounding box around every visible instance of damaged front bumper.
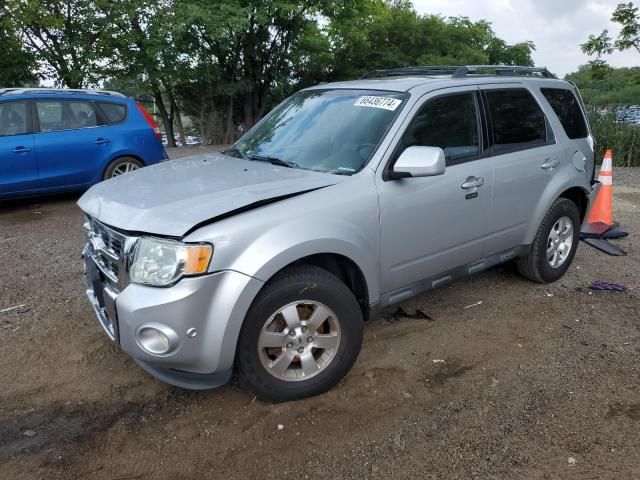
[82,248,264,390]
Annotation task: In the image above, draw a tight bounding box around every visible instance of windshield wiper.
[249,154,299,169]
[222,147,249,160]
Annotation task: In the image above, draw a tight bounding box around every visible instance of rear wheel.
[103,157,143,180]
[236,265,364,402]
[516,197,580,283]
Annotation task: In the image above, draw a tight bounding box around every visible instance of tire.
[103,157,143,180]
[516,197,580,283]
[236,265,364,402]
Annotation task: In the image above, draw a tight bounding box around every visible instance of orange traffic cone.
[582,150,614,235]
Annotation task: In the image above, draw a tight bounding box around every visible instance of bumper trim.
[85,287,116,341]
[134,359,233,390]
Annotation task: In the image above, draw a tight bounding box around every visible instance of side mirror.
[391,146,446,179]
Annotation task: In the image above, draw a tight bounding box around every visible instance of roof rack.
[360,65,556,80]
[0,88,126,98]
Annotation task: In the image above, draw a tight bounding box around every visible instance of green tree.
[0,9,37,87]
[327,1,535,81]
[178,0,332,143]
[566,65,640,105]
[582,2,640,76]
[95,0,193,146]
[4,0,105,88]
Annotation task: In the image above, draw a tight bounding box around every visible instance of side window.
[484,89,548,153]
[36,100,97,132]
[97,102,127,124]
[401,92,480,165]
[0,101,28,137]
[541,88,588,139]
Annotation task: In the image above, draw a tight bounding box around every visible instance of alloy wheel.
[546,215,574,268]
[258,300,341,382]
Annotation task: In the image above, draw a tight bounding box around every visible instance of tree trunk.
[243,93,255,131]
[154,89,176,148]
[168,89,186,147]
[223,95,234,145]
[199,106,207,144]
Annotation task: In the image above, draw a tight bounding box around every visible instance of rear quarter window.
[97,102,127,124]
[541,88,588,139]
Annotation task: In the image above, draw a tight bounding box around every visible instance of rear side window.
[541,88,588,139]
[97,102,127,124]
[36,100,97,131]
[0,101,28,136]
[401,92,480,165]
[484,89,547,153]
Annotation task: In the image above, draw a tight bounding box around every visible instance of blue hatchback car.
[0,88,168,199]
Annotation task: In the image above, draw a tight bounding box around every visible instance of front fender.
[184,175,381,305]
[238,224,380,303]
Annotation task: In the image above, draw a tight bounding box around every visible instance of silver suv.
[79,65,596,401]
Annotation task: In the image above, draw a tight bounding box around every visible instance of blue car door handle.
[94,138,111,145]
[12,146,32,153]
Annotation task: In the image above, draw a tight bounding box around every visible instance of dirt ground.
[1,168,639,479]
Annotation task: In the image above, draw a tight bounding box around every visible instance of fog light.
[136,324,178,355]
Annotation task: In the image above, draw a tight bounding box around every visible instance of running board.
[381,246,527,307]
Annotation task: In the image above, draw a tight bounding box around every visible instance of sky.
[413,0,640,77]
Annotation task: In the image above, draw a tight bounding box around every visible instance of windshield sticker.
[354,96,402,111]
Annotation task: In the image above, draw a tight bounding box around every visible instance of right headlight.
[129,237,213,287]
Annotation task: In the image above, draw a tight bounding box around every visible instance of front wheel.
[516,197,580,283]
[236,265,364,402]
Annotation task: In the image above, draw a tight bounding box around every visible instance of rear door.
[34,99,109,189]
[0,100,38,195]
[540,86,594,182]
[481,86,562,255]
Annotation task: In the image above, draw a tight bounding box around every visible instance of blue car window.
[69,102,97,128]
[0,101,28,136]
[36,100,97,131]
[97,102,127,124]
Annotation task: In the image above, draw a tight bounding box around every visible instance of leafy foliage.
[587,106,640,167]
[582,2,640,77]
[566,64,640,167]
[327,3,534,81]
[3,0,535,144]
[4,0,106,88]
[0,9,37,87]
[566,65,640,105]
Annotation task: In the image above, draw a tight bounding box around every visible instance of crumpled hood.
[78,153,341,237]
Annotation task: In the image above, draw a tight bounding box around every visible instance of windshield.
[233,89,406,175]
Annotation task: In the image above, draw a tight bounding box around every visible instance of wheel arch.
[524,181,590,244]
[262,253,372,321]
[559,186,589,222]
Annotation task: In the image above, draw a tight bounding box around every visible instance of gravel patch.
[613,167,640,187]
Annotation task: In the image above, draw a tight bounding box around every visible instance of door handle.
[541,158,559,170]
[94,138,111,145]
[12,146,32,153]
[461,176,484,189]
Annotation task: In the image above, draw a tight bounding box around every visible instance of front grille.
[84,217,136,292]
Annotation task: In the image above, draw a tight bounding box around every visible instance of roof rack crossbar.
[360,65,556,80]
[452,65,556,79]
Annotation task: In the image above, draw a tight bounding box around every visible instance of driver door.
[376,86,494,294]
